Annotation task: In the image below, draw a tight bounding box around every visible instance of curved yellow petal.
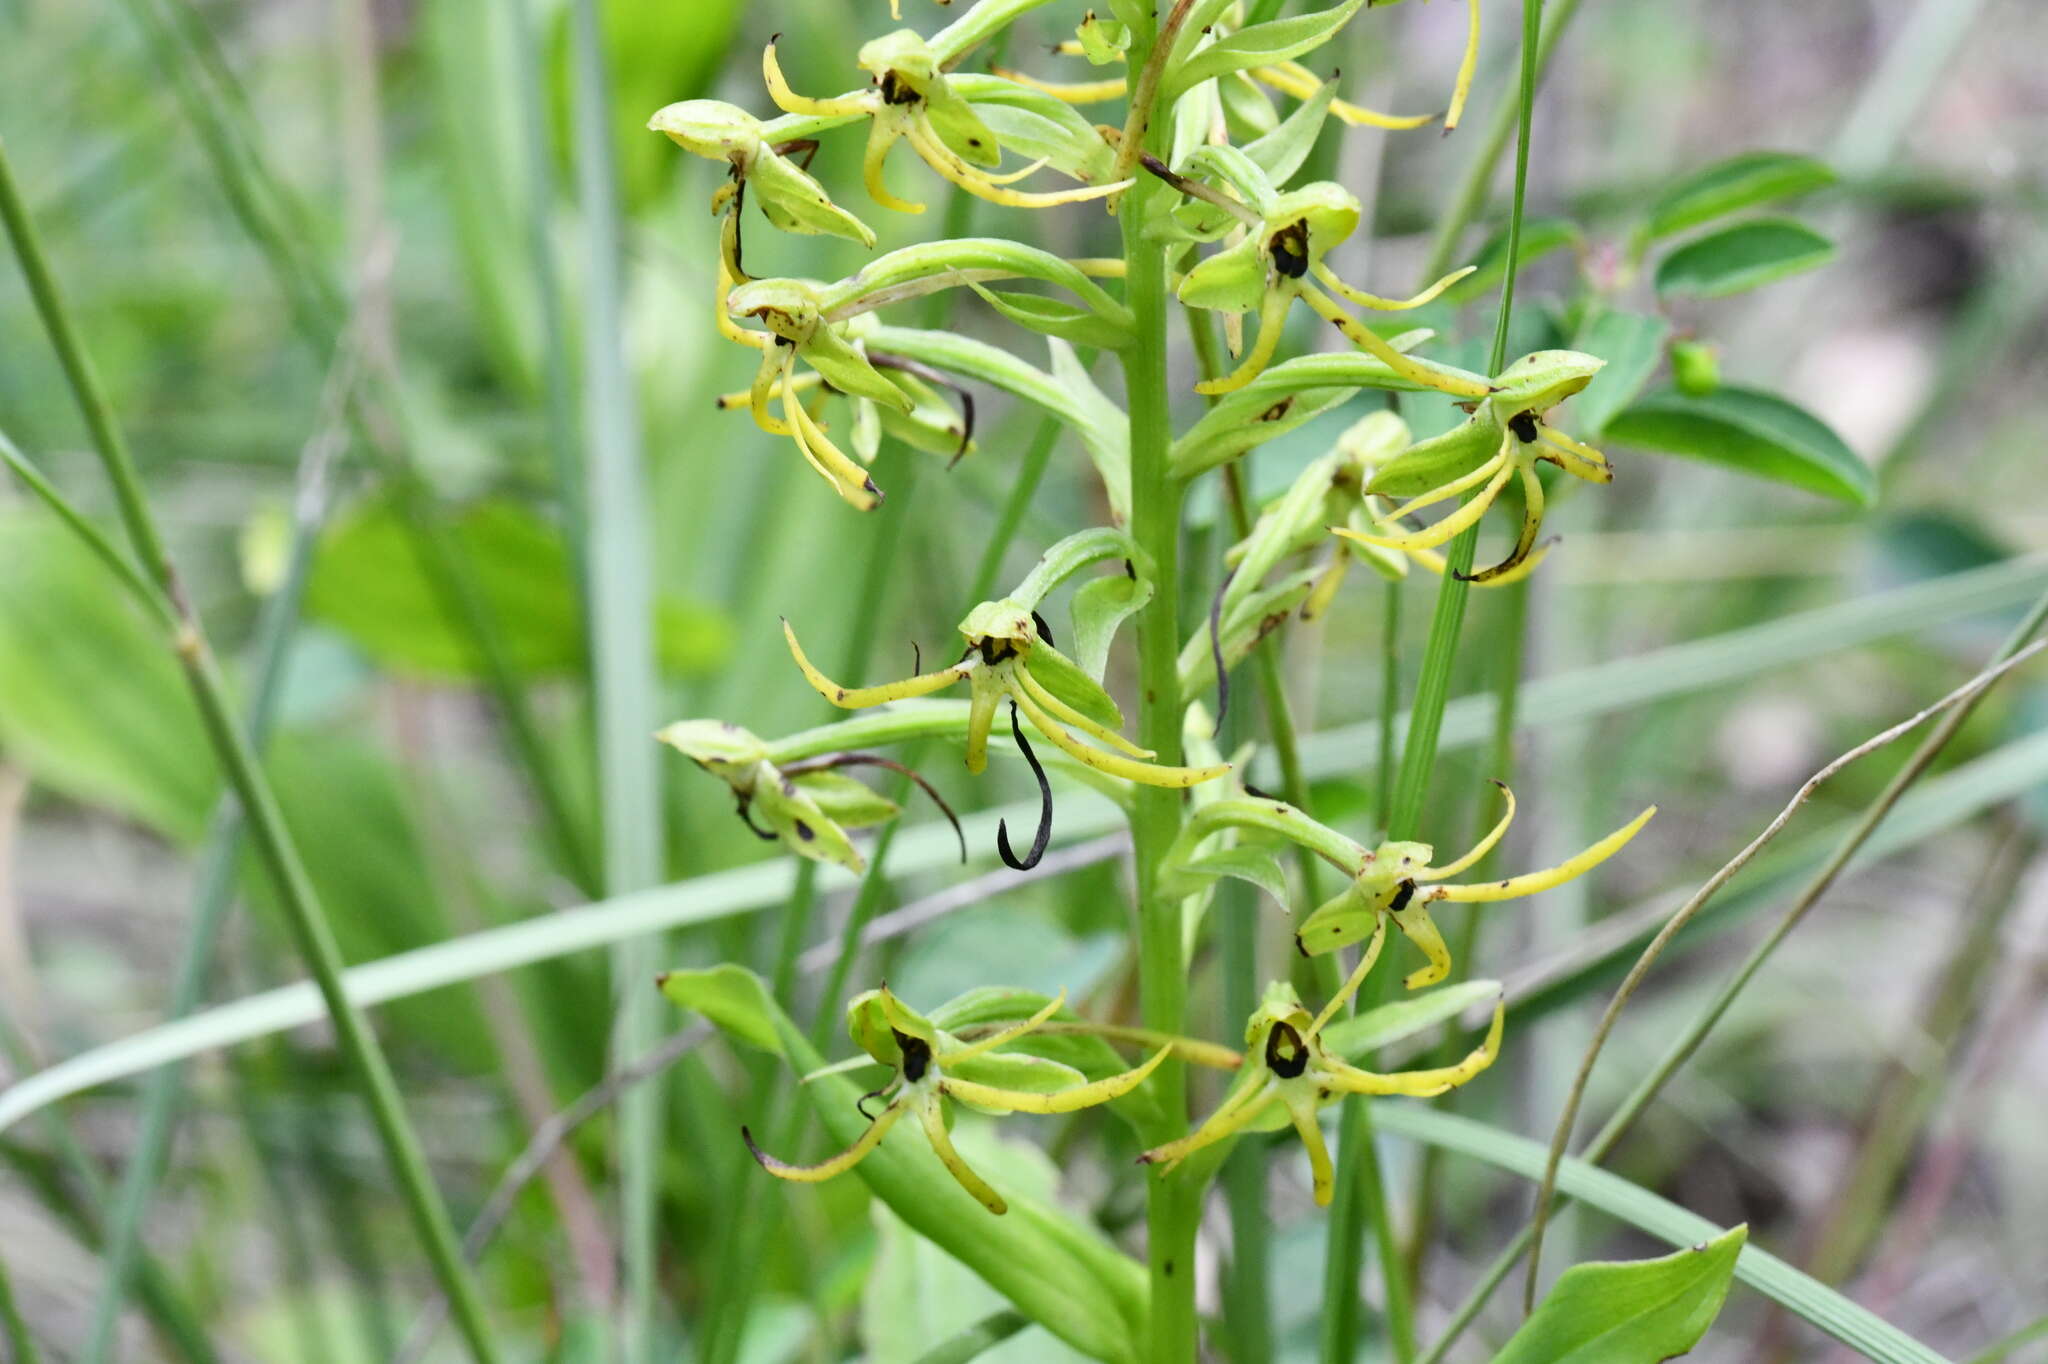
[1011,685,1231,788]
[942,1045,1169,1114]
[864,120,924,215]
[1375,443,1511,524]
[762,40,868,118]
[1139,1079,1279,1173]
[1420,781,1517,881]
[1194,287,1293,396]
[787,379,883,509]
[1311,260,1476,312]
[1298,281,1493,399]
[1333,447,1513,552]
[987,67,1128,104]
[918,1094,1007,1214]
[1323,996,1503,1097]
[1536,424,1614,483]
[1430,806,1657,903]
[1251,62,1437,130]
[782,618,972,709]
[1015,664,1152,759]
[1283,1090,1337,1206]
[908,124,1131,208]
[1309,916,1388,1036]
[744,1098,907,1182]
[1445,0,1481,133]
[941,989,1066,1065]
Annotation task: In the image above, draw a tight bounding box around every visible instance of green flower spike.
[1296,784,1657,1015]
[723,278,926,509]
[745,986,1171,1215]
[656,719,963,874]
[1165,169,1481,398]
[1336,350,1617,584]
[763,31,1132,213]
[783,599,1232,790]
[1139,980,1503,1206]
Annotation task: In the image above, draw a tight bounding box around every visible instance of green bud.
[1670,339,1721,396]
[655,719,769,777]
[1488,349,1606,414]
[647,99,763,160]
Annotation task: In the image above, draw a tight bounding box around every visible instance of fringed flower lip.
[782,600,1231,790]
[1335,350,1616,584]
[745,986,1170,1215]
[762,30,1133,213]
[1139,979,1502,1207]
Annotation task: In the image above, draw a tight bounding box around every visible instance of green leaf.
[679,968,1149,1364]
[1492,1226,1747,1364]
[1447,217,1582,304]
[1165,0,1366,99]
[1323,980,1501,1061]
[1568,309,1671,437]
[1605,386,1874,506]
[1241,77,1333,183]
[1654,218,1836,299]
[659,964,783,1054]
[1643,150,1836,243]
[0,514,217,841]
[308,496,732,679]
[1378,1105,1946,1364]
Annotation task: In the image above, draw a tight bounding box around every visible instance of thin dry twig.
[1521,640,2047,1307]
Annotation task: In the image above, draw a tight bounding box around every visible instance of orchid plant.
[638,1,1806,1359]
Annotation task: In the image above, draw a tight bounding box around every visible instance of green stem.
[1120,75,1199,1359]
[0,137,502,1364]
[81,419,338,1362]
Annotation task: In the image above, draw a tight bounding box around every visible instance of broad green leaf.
[1493,1226,1747,1364]
[308,496,731,679]
[1165,0,1366,99]
[1643,150,1836,243]
[1605,386,1874,506]
[1568,309,1671,437]
[658,965,782,1054]
[1323,979,1501,1061]
[1447,217,1582,303]
[1242,77,1336,183]
[0,514,216,841]
[673,967,1149,1364]
[1070,574,1152,681]
[1654,218,1835,299]
[1378,1105,1946,1364]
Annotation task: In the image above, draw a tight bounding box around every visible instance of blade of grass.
[0,1250,38,1364]
[563,1,665,1356]
[1375,1104,1951,1364]
[0,136,503,1364]
[1421,583,2048,1362]
[6,556,2041,1133]
[1522,641,2045,1307]
[80,352,350,1362]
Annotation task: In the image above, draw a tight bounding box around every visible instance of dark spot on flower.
[1266,1021,1309,1078]
[1270,220,1310,279]
[897,1030,932,1082]
[793,820,815,841]
[977,637,1019,665]
[879,71,919,106]
[1389,878,1416,915]
[1509,411,1540,442]
[1259,398,1294,422]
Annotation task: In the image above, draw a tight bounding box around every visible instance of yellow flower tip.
[1194,369,1254,397]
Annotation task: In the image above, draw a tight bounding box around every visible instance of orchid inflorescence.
[648,0,1659,1230]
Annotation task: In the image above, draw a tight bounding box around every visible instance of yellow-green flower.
[746,986,1168,1214]
[784,599,1231,790]
[763,31,1131,213]
[1140,980,1502,1206]
[1336,350,1617,583]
